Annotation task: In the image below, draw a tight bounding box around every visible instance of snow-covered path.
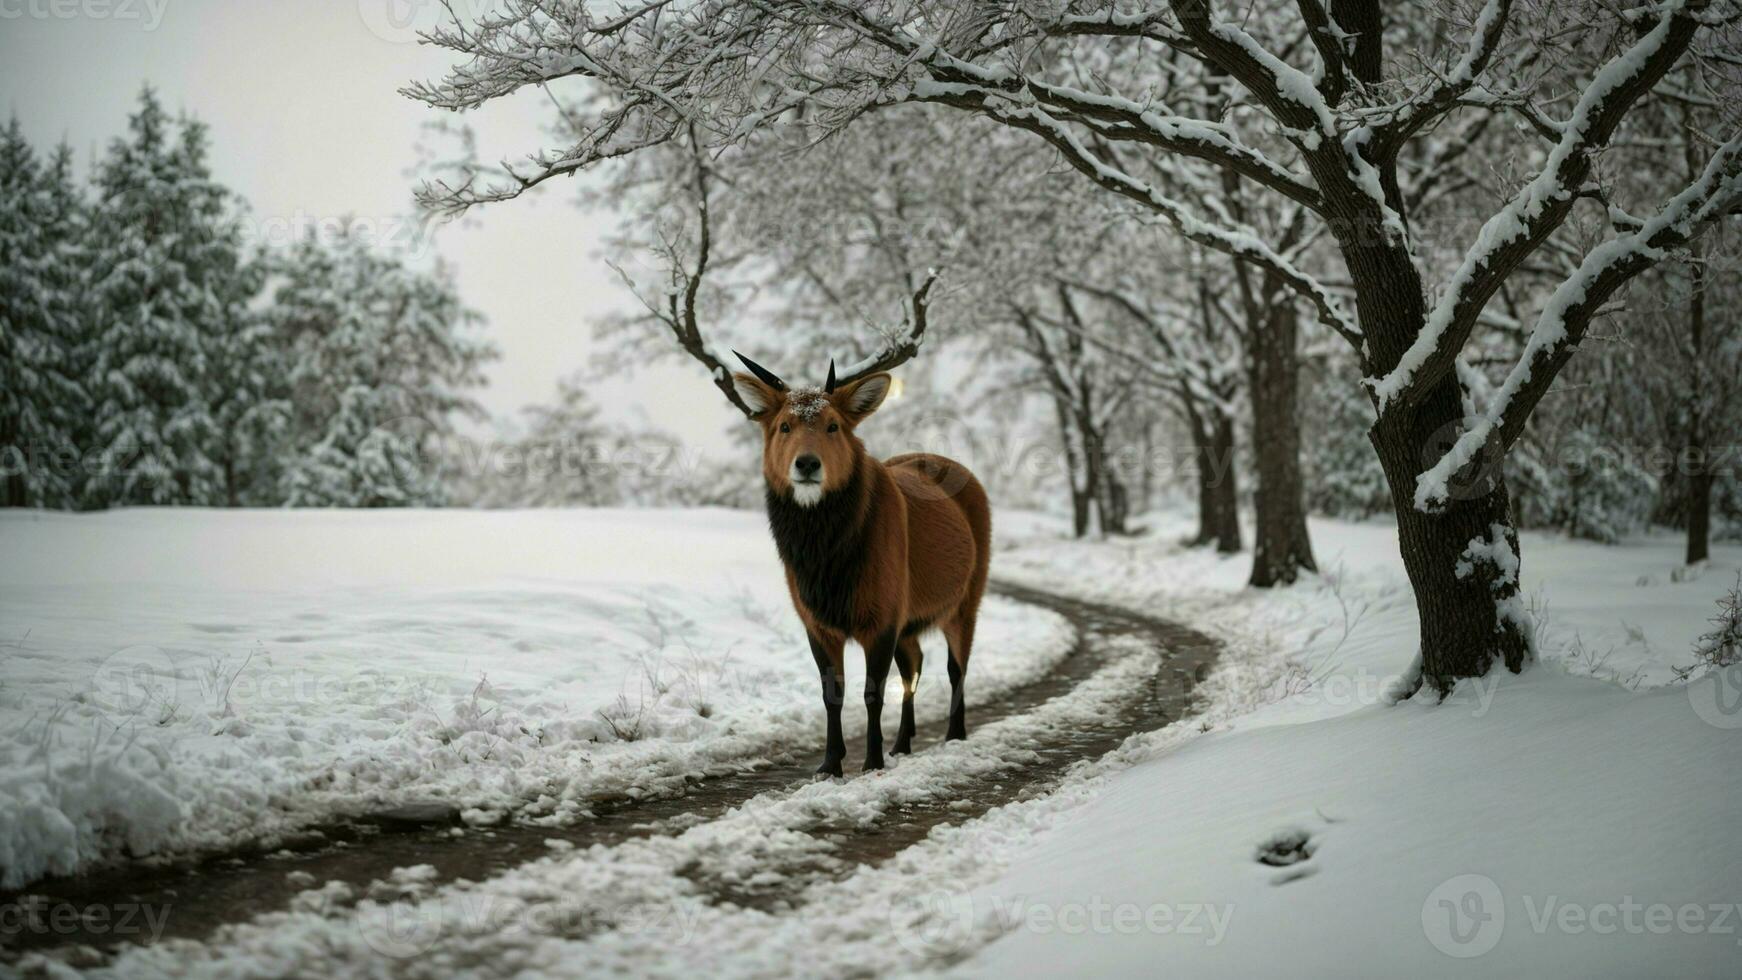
[7,579,1219,976]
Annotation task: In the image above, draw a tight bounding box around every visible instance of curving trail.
[0,583,1217,963]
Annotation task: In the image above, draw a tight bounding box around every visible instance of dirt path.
[0,583,1217,962]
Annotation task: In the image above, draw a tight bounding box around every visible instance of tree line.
[1,88,496,510]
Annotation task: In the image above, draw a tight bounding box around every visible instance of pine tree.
[205,249,285,506]
[269,225,494,507]
[83,88,254,507]
[0,118,88,508]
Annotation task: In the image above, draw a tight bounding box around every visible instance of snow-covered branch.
[830,271,939,386]
[1371,0,1710,414]
[918,90,1358,345]
[1415,130,1742,511]
[1370,0,1513,155]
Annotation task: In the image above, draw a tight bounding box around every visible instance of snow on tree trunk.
[1368,286,1534,693]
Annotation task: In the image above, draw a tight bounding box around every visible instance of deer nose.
[794,454,822,479]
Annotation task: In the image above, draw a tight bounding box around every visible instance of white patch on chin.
[791,482,824,507]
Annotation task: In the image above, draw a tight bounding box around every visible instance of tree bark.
[1246,299,1315,586]
[1686,461,1712,566]
[1186,403,1217,546]
[1079,419,1106,536]
[1050,394,1091,538]
[1,412,24,507]
[1363,291,1533,695]
[1099,466,1129,536]
[1183,392,1240,552]
[1683,245,1711,567]
[1208,408,1241,553]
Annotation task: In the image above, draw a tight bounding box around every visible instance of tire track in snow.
[5,585,1216,973]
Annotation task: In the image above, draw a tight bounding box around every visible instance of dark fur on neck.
[764,458,876,634]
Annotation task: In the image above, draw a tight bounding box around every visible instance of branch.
[1371,0,1710,414]
[1370,0,1514,157]
[830,270,939,387]
[1415,130,1742,512]
[658,128,757,418]
[1166,0,1337,139]
[913,87,1359,346]
[1295,0,1349,106]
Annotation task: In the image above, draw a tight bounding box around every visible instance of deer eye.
[827,422,839,433]
[779,422,790,433]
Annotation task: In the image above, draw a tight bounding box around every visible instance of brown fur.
[734,370,992,774]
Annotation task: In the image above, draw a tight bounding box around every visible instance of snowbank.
[957,512,1742,977]
[0,508,1074,889]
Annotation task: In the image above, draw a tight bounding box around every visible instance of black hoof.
[816,757,844,778]
[891,739,913,756]
[862,754,886,772]
[945,726,967,742]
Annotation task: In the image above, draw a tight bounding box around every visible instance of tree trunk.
[224,450,240,508]
[1099,468,1129,536]
[1139,417,1157,515]
[1186,405,1218,546]
[1246,300,1315,586]
[1371,370,1533,696]
[1683,245,1710,567]
[1048,393,1091,538]
[1343,202,1533,695]
[1184,394,1240,552]
[1,412,24,507]
[1080,421,1105,537]
[1686,458,1712,566]
[1209,409,1241,553]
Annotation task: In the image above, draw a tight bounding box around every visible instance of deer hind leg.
[807,630,847,778]
[941,610,977,742]
[892,634,924,755]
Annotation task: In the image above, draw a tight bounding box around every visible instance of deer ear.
[833,372,892,421]
[732,372,783,418]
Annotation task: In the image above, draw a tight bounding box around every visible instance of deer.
[730,351,991,777]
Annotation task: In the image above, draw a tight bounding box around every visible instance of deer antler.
[642,127,940,415]
[826,269,939,391]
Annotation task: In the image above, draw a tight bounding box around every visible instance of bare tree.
[409,0,1742,696]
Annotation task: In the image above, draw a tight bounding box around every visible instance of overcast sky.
[1,0,736,455]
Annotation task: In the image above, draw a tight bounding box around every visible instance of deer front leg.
[861,627,898,771]
[807,631,846,778]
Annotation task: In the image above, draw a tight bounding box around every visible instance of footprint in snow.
[1255,827,1318,885]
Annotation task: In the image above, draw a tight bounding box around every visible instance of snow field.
[8,507,1738,978]
[968,512,1742,978]
[0,508,1075,889]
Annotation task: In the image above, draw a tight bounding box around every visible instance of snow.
[9,508,1738,977]
[787,386,828,420]
[0,508,1074,889]
[962,512,1742,977]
